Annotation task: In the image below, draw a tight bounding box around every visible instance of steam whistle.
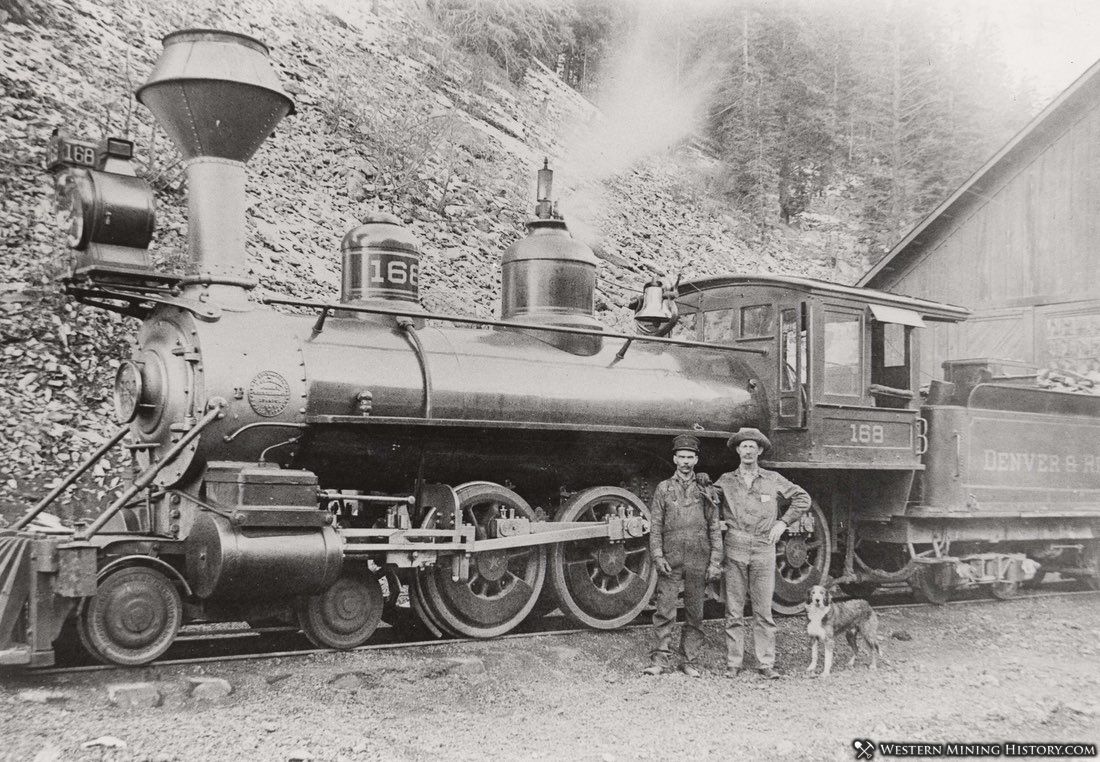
[535,158,558,219]
[632,276,680,337]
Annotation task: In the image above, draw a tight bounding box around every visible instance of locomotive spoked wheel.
[418,483,546,638]
[296,567,384,650]
[771,500,831,615]
[548,486,656,629]
[77,566,183,666]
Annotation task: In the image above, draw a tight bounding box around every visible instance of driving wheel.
[548,486,656,629]
[772,500,831,615]
[77,565,182,666]
[418,483,546,638]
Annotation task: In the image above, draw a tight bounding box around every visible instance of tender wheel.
[418,483,546,638]
[991,579,1020,600]
[772,500,831,615]
[296,567,383,649]
[548,486,656,629]
[78,566,182,666]
[910,563,953,605]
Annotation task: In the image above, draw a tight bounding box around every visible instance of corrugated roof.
[857,57,1100,289]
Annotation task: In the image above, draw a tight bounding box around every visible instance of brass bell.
[634,278,670,326]
[633,277,679,336]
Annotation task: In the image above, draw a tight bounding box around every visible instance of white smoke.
[556,0,725,249]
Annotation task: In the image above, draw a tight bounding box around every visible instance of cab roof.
[675,273,970,323]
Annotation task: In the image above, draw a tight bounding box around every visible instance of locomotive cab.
[670,275,971,609]
[673,274,969,468]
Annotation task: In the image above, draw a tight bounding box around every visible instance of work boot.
[724,667,742,679]
[758,667,781,680]
[680,663,702,678]
[642,664,665,676]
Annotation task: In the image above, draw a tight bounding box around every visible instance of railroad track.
[31,583,1099,676]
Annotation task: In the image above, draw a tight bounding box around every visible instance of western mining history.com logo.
[853,740,876,759]
[851,740,1098,759]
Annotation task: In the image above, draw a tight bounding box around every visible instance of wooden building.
[858,60,1100,382]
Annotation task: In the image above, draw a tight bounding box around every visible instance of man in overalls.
[714,427,810,679]
[643,433,723,677]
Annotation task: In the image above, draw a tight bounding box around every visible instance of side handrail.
[75,400,226,540]
[13,427,130,530]
[262,296,770,356]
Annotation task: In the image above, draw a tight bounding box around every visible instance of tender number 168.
[849,423,885,444]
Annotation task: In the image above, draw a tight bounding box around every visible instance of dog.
[805,584,881,677]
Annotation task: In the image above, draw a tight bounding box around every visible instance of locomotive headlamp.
[113,360,144,424]
[48,136,155,252]
[55,170,94,249]
[46,131,159,286]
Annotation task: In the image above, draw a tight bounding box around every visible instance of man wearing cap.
[714,427,810,679]
[643,433,723,678]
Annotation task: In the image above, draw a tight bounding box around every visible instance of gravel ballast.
[2,593,1098,761]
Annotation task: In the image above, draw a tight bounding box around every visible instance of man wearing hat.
[714,427,810,679]
[643,433,723,678]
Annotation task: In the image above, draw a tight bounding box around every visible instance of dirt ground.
[2,593,1099,762]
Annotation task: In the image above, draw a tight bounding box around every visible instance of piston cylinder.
[186,513,342,600]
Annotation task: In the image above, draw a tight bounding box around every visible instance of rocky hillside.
[0,0,853,519]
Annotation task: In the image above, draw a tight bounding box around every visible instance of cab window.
[703,309,735,343]
[871,321,912,408]
[740,305,773,338]
[780,307,807,392]
[671,311,698,340]
[823,312,862,397]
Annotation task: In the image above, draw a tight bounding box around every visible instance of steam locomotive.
[1,30,1097,668]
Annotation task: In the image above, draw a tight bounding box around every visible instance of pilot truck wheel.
[296,566,384,650]
[77,565,183,666]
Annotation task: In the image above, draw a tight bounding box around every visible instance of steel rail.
[31,588,1099,676]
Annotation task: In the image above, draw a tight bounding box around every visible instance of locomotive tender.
[1,30,1097,668]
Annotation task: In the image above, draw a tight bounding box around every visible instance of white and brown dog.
[805,584,881,677]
